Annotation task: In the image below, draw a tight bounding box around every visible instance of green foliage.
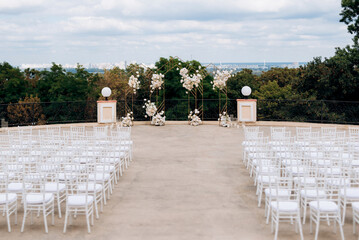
[296,45,359,101]
[253,80,295,100]
[340,0,359,44]
[259,67,299,87]
[0,62,29,103]
[227,69,260,100]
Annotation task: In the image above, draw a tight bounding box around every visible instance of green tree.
[227,69,259,99]
[259,67,299,87]
[340,0,359,44]
[0,62,29,103]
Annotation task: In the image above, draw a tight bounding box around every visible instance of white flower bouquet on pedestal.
[188,109,202,126]
[121,112,134,127]
[128,75,140,94]
[218,112,231,127]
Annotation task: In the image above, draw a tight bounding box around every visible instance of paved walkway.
[1,125,356,239]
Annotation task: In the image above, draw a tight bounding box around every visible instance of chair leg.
[52,202,55,225]
[103,189,107,205]
[315,214,320,240]
[342,200,347,225]
[43,207,48,233]
[302,200,307,224]
[297,214,304,240]
[86,214,91,233]
[14,203,17,225]
[6,209,11,232]
[274,217,279,240]
[338,214,345,240]
[57,194,62,218]
[21,207,27,232]
[63,210,68,233]
[94,198,99,219]
[354,209,356,234]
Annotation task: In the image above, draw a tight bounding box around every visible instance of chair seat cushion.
[8,182,31,192]
[0,193,17,204]
[265,189,290,197]
[300,189,326,198]
[96,165,115,172]
[340,188,359,199]
[352,202,359,211]
[45,183,66,193]
[309,201,338,212]
[26,193,54,204]
[64,165,86,172]
[67,195,94,206]
[78,183,102,192]
[270,201,299,212]
[58,173,77,181]
[295,177,316,186]
[89,173,110,181]
[326,178,350,187]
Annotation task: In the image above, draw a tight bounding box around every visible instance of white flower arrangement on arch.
[128,75,140,93]
[179,67,203,92]
[211,70,232,90]
[150,73,164,93]
[143,99,157,118]
[218,112,231,127]
[188,109,202,126]
[121,112,134,127]
[151,111,166,126]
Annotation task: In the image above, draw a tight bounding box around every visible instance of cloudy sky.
[0,0,353,66]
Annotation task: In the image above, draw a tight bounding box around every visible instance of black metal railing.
[1,99,359,127]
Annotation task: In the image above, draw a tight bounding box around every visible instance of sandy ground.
[0,124,356,239]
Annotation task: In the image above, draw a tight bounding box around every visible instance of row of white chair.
[0,125,133,233]
[242,126,359,240]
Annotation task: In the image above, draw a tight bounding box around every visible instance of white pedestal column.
[97,100,117,123]
[237,99,257,122]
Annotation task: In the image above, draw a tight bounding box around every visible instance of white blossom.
[150,73,164,91]
[188,109,202,126]
[121,112,133,127]
[128,75,140,93]
[212,70,232,90]
[180,67,203,92]
[151,112,166,126]
[219,111,231,127]
[143,100,157,117]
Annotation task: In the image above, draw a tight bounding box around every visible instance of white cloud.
[0,0,45,11]
[0,0,353,65]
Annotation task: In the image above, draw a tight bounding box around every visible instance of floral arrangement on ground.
[218,111,231,127]
[121,112,134,127]
[151,111,166,126]
[188,109,202,126]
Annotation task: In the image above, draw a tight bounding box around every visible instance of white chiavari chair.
[0,173,17,232]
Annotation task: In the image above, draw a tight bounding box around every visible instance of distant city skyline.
[0,0,352,66]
